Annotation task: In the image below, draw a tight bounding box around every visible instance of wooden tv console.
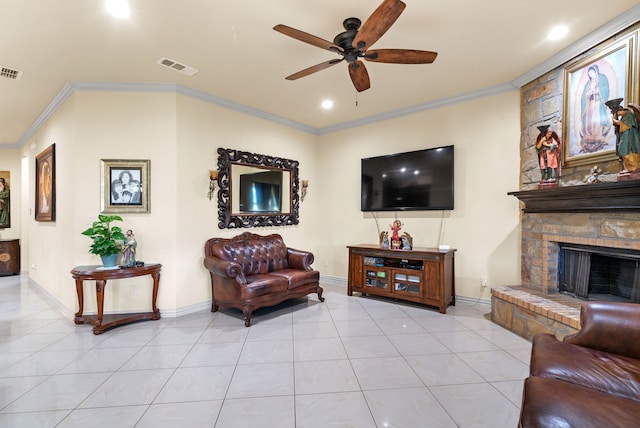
[347,244,456,314]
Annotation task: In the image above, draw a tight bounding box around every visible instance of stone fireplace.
[492,182,640,340]
[497,21,640,340]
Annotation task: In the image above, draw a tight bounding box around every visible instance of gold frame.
[562,30,638,167]
[101,159,150,213]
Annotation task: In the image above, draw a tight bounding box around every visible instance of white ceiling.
[1,0,639,146]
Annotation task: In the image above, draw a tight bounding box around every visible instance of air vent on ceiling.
[1,67,23,81]
[157,57,198,76]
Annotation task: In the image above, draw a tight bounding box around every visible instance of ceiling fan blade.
[352,0,406,51]
[274,24,344,53]
[365,49,438,64]
[348,61,371,92]
[285,59,344,80]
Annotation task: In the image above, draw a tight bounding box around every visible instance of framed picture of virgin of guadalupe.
[0,171,10,228]
[101,159,150,213]
[562,32,637,167]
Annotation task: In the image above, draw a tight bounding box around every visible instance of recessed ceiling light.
[547,25,568,41]
[105,0,131,19]
[321,100,334,110]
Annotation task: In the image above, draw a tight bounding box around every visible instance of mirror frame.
[217,148,300,229]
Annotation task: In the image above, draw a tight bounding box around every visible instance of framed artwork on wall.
[0,171,10,228]
[35,144,56,222]
[563,32,638,167]
[101,159,150,213]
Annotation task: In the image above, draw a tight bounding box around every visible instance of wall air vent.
[1,67,23,81]
[157,57,198,76]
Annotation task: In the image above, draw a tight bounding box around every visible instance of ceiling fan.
[273,0,437,92]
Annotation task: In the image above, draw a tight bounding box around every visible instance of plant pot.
[100,254,119,268]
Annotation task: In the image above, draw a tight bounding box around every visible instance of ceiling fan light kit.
[273,0,437,92]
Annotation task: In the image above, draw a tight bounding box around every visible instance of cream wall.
[315,90,522,299]
[21,91,179,315]
[174,94,320,312]
[6,86,521,318]
[22,93,79,312]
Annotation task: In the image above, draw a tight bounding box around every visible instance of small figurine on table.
[379,231,390,249]
[121,229,137,267]
[535,125,561,185]
[401,233,412,250]
[390,220,403,249]
[584,166,602,184]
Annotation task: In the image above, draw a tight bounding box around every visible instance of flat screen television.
[239,170,282,213]
[361,145,454,211]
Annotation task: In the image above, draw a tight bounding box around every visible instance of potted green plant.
[81,214,126,267]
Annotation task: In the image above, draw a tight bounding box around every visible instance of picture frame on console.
[35,144,56,222]
[562,32,637,167]
[101,159,150,214]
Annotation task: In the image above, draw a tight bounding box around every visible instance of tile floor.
[0,274,531,427]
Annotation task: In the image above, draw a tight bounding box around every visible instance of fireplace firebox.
[559,244,640,303]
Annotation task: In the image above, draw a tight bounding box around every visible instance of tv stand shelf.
[347,244,456,314]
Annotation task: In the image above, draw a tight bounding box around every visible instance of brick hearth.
[491,286,580,341]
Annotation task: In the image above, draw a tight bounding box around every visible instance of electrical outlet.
[130,285,138,296]
[480,276,488,287]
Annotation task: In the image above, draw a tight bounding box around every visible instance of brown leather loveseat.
[519,301,640,427]
[203,232,324,326]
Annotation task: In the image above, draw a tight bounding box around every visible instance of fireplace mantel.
[508,181,640,213]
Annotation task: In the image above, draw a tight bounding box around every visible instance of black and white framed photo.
[101,159,150,213]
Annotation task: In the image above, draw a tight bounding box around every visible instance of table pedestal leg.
[74,279,85,324]
[151,272,161,320]
[92,280,107,334]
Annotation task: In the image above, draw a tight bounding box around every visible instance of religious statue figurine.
[535,125,562,185]
[121,229,137,267]
[584,166,602,184]
[605,98,640,175]
[401,233,413,250]
[379,231,390,249]
[390,220,403,249]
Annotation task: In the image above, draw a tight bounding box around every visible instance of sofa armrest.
[203,256,247,285]
[287,248,314,271]
[564,301,640,359]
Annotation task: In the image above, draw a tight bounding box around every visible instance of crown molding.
[318,83,517,135]
[175,85,318,135]
[15,82,318,147]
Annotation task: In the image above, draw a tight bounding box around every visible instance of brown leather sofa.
[519,301,640,427]
[203,232,324,326]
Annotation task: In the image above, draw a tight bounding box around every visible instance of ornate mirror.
[217,148,300,228]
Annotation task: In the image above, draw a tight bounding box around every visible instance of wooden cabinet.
[0,239,20,276]
[347,244,455,314]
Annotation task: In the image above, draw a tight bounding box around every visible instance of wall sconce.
[301,179,309,202]
[208,170,218,200]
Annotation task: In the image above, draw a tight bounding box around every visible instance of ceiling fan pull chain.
[355,91,359,107]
